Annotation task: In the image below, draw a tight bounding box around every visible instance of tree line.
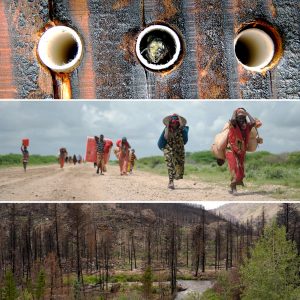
[0,203,299,299]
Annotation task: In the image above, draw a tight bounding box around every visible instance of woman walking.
[129,149,137,174]
[226,108,259,195]
[59,148,68,169]
[158,114,189,189]
[116,137,131,175]
[21,145,29,172]
[95,135,106,175]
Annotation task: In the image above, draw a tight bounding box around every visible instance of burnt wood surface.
[0,0,299,99]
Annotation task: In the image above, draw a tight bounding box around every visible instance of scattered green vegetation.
[35,269,46,300]
[137,151,300,195]
[113,291,143,300]
[2,269,18,300]
[73,280,81,300]
[142,266,153,297]
[240,223,300,300]
[201,223,300,300]
[111,273,143,283]
[0,154,58,167]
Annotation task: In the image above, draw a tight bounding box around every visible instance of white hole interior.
[38,26,83,73]
[234,28,275,71]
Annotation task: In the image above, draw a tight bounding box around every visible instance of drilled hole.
[234,28,275,72]
[38,26,83,73]
[136,25,182,71]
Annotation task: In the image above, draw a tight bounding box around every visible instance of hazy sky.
[0,101,299,157]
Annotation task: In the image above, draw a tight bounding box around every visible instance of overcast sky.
[0,101,299,157]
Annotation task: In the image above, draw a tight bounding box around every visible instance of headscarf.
[163,113,187,127]
[230,108,247,127]
[236,108,247,117]
[163,113,187,140]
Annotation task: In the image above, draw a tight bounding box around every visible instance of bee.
[141,35,170,64]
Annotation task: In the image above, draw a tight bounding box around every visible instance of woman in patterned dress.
[129,149,137,174]
[159,114,189,190]
[95,134,106,175]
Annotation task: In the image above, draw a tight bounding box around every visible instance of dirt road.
[0,163,283,201]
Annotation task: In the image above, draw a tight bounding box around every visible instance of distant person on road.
[73,154,77,165]
[129,149,137,174]
[59,148,68,169]
[158,114,189,189]
[116,137,131,175]
[21,145,29,172]
[95,135,106,175]
[226,108,258,195]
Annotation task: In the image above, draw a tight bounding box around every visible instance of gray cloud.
[0,101,299,157]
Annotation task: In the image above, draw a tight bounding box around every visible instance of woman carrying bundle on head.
[21,144,29,172]
[226,108,262,195]
[158,113,189,190]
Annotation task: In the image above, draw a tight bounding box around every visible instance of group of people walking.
[94,135,137,176]
[20,108,261,195]
[159,108,262,194]
[59,149,83,168]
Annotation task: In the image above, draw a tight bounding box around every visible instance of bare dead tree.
[214,222,221,270]
[169,220,178,296]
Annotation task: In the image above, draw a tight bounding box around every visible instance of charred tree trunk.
[201,209,206,273]
[147,228,152,266]
[9,204,16,274]
[186,232,189,267]
[170,222,177,297]
[215,224,221,270]
[54,204,62,273]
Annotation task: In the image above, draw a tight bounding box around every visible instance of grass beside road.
[0,154,58,168]
[136,151,300,198]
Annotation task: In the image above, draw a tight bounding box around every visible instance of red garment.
[103,139,113,165]
[116,139,130,174]
[59,148,67,168]
[225,123,253,183]
[119,152,129,174]
[85,137,97,163]
[116,139,130,149]
[59,157,65,168]
[104,139,113,153]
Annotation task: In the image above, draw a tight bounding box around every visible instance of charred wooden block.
[0,0,299,99]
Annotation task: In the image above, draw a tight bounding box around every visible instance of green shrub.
[35,269,46,300]
[240,223,300,300]
[0,154,58,167]
[22,289,34,300]
[3,269,18,300]
[200,289,222,300]
[287,152,300,166]
[142,266,153,297]
[264,168,285,179]
[111,273,142,283]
